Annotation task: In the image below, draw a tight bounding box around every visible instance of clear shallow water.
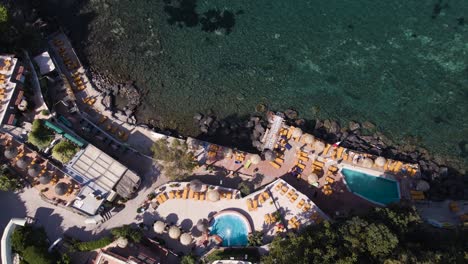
[342,168,400,205]
[210,214,249,246]
[70,0,468,168]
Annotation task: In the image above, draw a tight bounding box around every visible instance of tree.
[28,119,54,149]
[0,4,7,24]
[180,254,197,264]
[151,139,197,180]
[52,140,79,163]
[247,231,263,247]
[111,225,143,242]
[237,181,252,196]
[22,246,52,264]
[0,174,20,191]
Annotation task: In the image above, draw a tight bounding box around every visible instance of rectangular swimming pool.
[341,168,400,206]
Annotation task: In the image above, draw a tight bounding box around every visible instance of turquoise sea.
[46,0,468,169]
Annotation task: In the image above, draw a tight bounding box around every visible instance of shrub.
[151,139,197,180]
[22,245,52,264]
[75,236,113,251]
[248,231,264,247]
[180,254,197,264]
[238,181,252,196]
[111,225,143,242]
[0,174,21,191]
[52,140,79,163]
[41,109,50,115]
[28,119,54,149]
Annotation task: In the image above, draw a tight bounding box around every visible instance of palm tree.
[247,231,263,247]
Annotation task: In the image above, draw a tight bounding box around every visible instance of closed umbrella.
[416,180,430,192]
[302,134,315,144]
[189,179,204,192]
[16,157,27,169]
[375,157,386,167]
[313,141,325,153]
[180,233,192,246]
[292,127,303,138]
[207,190,220,202]
[264,149,276,161]
[223,148,233,158]
[28,164,41,177]
[307,173,319,185]
[250,154,261,165]
[196,219,209,232]
[39,174,52,184]
[4,147,18,159]
[153,221,166,234]
[362,158,374,168]
[168,226,181,239]
[55,182,68,196]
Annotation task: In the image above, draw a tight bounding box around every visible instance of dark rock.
[362,121,376,130]
[252,130,261,140]
[284,109,298,119]
[219,120,227,128]
[314,119,323,130]
[221,128,230,135]
[250,116,260,124]
[295,119,305,126]
[329,120,340,134]
[439,167,448,178]
[275,112,286,119]
[409,152,419,161]
[200,125,209,134]
[323,119,332,132]
[348,121,361,131]
[230,122,239,131]
[246,121,254,128]
[204,116,214,126]
[252,140,262,149]
[239,131,249,139]
[340,132,349,141]
[254,124,265,133]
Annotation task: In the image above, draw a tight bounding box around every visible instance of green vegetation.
[0,173,21,191]
[11,226,57,264]
[111,225,143,243]
[0,4,7,24]
[204,248,260,263]
[52,140,79,164]
[28,119,54,149]
[262,206,468,264]
[237,181,252,196]
[151,138,197,180]
[41,109,50,115]
[180,254,197,264]
[75,236,114,251]
[247,231,264,247]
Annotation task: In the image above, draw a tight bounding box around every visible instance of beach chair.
[297,199,305,209]
[258,194,265,205]
[156,195,164,204]
[269,161,281,169]
[175,190,182,199]
[326,176,335,184]
[286,127,294,139]
[182,188,189,199]
[275,157,284,164]
[290,194,298,203]
[287,189,295,198]
[189,190,195,199]
[262,191,270,200]
[334,147,344,159]
[225,192,232,199]
[275,182,283,191]
[297,163,306,170]
[168,191,175,199]
[328,166,338,173]
[299,155,309,162]
[200,192,205,200]
[247,199,254,211]
[302,203,311,212]
[194,192,200,200]
[264,214,271,224]
[322,144,331,156]
[280,185,289,195]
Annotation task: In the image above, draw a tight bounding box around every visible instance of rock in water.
[329,120,340,134]
[193,113,203,121]
[284,109,298,119]
[362,121,376,130]
[348,121,361,131]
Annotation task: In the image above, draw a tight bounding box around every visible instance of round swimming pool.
[210,211,251,247]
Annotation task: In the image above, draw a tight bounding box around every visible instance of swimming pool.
[210,211,251,247]
[341,168,400,206]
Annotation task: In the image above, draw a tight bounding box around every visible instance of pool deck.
[146,179,328,254]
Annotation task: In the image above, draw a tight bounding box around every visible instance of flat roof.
[68,145,127,191]
[0,55,18,125]
[33,52,56,75]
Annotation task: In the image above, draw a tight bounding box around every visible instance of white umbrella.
[196,219,209,232]
[189,179,204,192]
[116,237,128,248]
[307,173,319,184]
[362,158,374,168]
[375,157,386,167]
[180,233,193,246]
[169,226,181,239]
[313,141,325,153]
[416,180,430,192]
[153,221,166,234]
[250,154,261,165]
[292,127,303,138]
[302,134,315,144]
[264,149,276,161]
[207,189,220,202]
[223,148,233,158]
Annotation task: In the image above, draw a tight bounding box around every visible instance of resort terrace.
[140,179,328,254]
[0,132,79,205]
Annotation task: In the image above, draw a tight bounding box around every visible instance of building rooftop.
[0,55,21,126]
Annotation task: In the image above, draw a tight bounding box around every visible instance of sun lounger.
[334,147,344,159]
[247,198,254,211]
[157,195,164,204]
[189,190,195,199]
[193,192,200,200]
[326,176,335,184]
[286,127,293,139]
[290,194,298,203]
[297,199,305,209]
[262,191,270,200]
[275,182,283,191]
[269,161,281,169]
[200,192,205,200]
[287,189,295,198]
[168,191,175,199]
[280,185,289,195]
[258,194,265,205]
[302,203,311,212]
[322,144,331,156]
[275,157,284,164]
[175,190,182,199]
[328,166,338,173]
[264,214,271,224]
[182,188,189,199]
[297,163,306,170]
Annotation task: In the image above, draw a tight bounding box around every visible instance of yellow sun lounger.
[275,157,284,164]
[299,156,309,162]
[200,192,205,200]
[322,144,331,155]
[189,190,195,199]
[258,194,265,205]
[393,161,403,172]
[194,192,200,200]
[262,191,270,200]
[247,199,254,211]
[280,185,289,195]
[335,147,344,159]
[181,188,189,199]
[168,191,175,199]
[326,176,335,184]
[302,203,311,212]
[275,182,283,191]
[269,161,281,169]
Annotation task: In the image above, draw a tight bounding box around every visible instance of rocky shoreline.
[192,109,466,201]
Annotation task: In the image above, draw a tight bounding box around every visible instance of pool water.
[210,214,249,246]
[342,168,400,206]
